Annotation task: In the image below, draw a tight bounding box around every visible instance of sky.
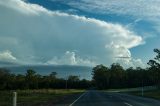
[0,0,159,68]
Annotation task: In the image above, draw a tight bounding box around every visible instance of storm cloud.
[0,0,144,67]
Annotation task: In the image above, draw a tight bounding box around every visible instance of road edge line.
[69,91,87,106]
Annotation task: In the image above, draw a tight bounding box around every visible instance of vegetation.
[92,48,160,89]
[0,69,91,90]
[0,89,84,106]
[128,89,160,100]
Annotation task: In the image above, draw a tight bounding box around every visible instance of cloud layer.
[0,0,144,67]
[66,0,160,19]
[63,0,160,34]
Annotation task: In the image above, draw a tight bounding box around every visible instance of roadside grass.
[104,87,160,100]
[0,89,85,106]
[104,88,130,93]
[127,89,160,100]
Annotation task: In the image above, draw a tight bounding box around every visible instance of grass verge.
[0,89,85,106]
[127,89,160,100]
[104,87,160,100]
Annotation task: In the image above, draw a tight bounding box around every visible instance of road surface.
[58,90,160,106]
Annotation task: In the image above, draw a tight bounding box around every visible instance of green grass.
[104,87,160,100]
[0,89,85,106]
[128,89,160,100]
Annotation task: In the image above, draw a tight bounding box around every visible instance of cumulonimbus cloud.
[0,0,144,67]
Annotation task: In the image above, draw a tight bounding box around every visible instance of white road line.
[69,91,87,106]
[124,102,133,106]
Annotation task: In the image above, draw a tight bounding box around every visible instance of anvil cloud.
[0,0,144,67]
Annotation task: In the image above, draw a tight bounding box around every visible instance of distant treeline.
[0,69,91,90]
[0,49,159,90]
[92,48,160,89]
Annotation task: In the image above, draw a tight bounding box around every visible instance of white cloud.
[116,58,146,68]
[0,0,48,15]
[0,50,17,62]
[0,0,144,67]
[105,42,131,58]
[46,51,96,66]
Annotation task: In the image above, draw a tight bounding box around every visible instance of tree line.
[92,48,160,89]
[0,69,91,90]
[0,48,159,90]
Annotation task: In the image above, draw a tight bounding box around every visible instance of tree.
[15,74,25,89]
[110,63,125,88]
[92,64,110,89]
[68,75,80,82]
[147,48,160,87]
[148,49,160,68]
[0,68,11,90]
[50,72,57,78]
[68,75,80,88]
[25,69,39,89]
[49,72,57,88]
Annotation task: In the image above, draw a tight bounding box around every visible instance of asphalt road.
[66,90,160,106]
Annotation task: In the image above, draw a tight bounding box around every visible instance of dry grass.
[0,89,85,106]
